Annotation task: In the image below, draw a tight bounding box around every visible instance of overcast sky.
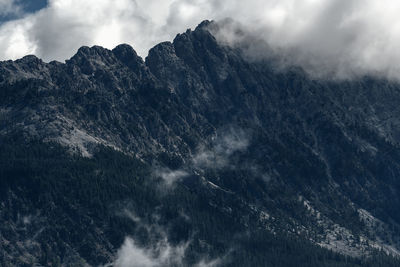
[1,0,400,79]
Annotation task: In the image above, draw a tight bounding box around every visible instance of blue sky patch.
[0,0,48,23]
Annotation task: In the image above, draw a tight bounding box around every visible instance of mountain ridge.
[2,20,400,266]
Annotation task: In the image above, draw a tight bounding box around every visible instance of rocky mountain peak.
[66,45,117,75]
[112,43,145,74]
[112,43,139,59]
[195,19,214,31]
[2,21,400,266]
[15,55,43,66]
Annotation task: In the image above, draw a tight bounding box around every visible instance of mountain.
[1,20,400,266]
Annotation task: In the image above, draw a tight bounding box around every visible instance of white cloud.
[0,0,203,61]
[192,128,249,169]
[154,167,189,186]
[111,210,224,267]
[3,1,400,79]
[114,237,187,267]
[113,236,224,267]
[209,0,400,79]
[152,127,249,187]
[195,259,222,267]
[112,209,187,267]
[0,18,36,59]
[0,0,21,16]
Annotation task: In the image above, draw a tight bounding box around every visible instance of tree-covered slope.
[1,137,399,266]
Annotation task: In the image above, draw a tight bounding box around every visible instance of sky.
[0,0,47,22]
[1,0,400,79]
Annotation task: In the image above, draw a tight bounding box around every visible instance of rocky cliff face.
[2,21,400,266]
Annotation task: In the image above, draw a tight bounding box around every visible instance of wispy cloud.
[114,237,187,267]
[111,209,224,267]
[154,167,189,186]
[114,236,225,267]
[0,0,22,17]
[194,258,223,267]
[154,127,250,187]
[192,127,249,169]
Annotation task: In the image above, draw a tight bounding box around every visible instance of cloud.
[112,209,188,267]
[0,0,202,61]
[0,0,21,16]
[114,237,187,267]
[154,167,189,186]
[194,258,223,267]
[111,209,224,267]
[114,234,224,267]
[208,0,400,79]
[152,127,249,188]
[2,0,400,79]
[192,127,249,169]
[114,236,225,267]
